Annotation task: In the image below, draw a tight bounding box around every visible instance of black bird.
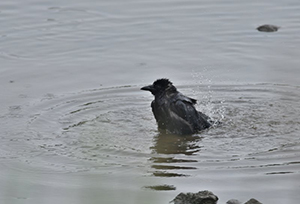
[141,79,211,135]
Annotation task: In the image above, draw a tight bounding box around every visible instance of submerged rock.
[226,199,242,204]
[170,190,218,204]
[226,198,262,204]
[256,24,280,32]
[244,198,262,204]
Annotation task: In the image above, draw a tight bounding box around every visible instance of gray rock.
[244,198,262,204]
[226,199,242,204]
[257,24,280,32]
[170,190,218,204]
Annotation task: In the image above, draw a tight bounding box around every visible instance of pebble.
[257,24,280,32]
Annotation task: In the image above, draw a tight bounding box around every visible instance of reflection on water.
[145,133,202,190]
[151,133,203,155]
[144,184,176,191]
[150,134,200,178]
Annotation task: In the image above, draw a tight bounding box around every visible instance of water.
[1,0,300,204]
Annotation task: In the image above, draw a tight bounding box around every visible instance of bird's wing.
[176,93,197,104]
[170,99,198,123]
[170,96,211,131]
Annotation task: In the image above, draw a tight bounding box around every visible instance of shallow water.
[1,0,300,204]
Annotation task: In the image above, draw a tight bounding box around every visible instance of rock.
[244,198,262,204]
[226,199,242,204]
[170,190,218,204]
[171,190,263,204]
[256,24,280,32]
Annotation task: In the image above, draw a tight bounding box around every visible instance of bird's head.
[141,78,176,96]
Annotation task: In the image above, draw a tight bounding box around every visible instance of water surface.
[1,0,300,204]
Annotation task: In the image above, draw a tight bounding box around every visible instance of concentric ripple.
[24,85,155,172]
[3,83,300,180]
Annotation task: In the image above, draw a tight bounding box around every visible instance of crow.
[141,78,211,135]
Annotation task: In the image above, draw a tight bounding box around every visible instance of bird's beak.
[141,85,154,92]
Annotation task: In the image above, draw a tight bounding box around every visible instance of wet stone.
[256,24,280,32]
[171,190,218,204]
[171,191,264,204]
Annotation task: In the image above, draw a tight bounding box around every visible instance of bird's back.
[152,91,211,135]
